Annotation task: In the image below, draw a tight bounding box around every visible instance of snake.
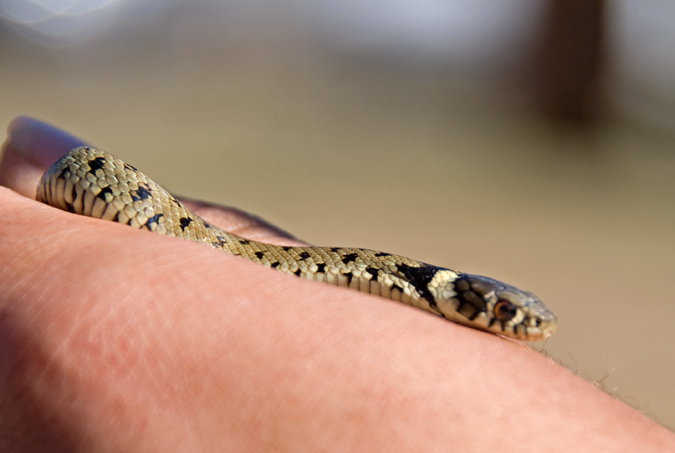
[36,146,557,341]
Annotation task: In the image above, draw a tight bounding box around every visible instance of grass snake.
[36,147,557,341]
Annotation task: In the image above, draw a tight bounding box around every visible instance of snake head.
[433,273,557,341]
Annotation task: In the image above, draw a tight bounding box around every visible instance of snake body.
[36,147,557,341]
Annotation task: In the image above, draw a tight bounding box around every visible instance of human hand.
[0,116,672,451]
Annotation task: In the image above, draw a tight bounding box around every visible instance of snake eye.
[494,300,517,322]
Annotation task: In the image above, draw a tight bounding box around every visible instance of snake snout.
[458,274,557,340]
[527,306,558,339]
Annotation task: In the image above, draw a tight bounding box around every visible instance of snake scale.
[36,147,557,341]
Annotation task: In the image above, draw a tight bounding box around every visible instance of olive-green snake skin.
[36,147,557,341]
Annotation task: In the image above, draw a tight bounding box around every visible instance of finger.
[0,116,88,197]
[0,116,302,244]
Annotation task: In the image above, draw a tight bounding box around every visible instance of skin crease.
[0,117,674,452]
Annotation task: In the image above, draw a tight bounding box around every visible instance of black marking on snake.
[458,300,480,321]
[365,267,380,279]
[391,283,404,294]
[330,247,341,253]
[64,201,75,213]
[123,163,137,172]
[96,186,113,201]
[87,156,106,173]
[203,221,211,228]
[131,184,153,202]
[179,217,192,231]
[57,165,71,180]
[240,239,251,245]
[294,269,303,277]
[341,252,359,263]
[270,262,280,269]
[374,252,389,257]
[454,279,470,295]
[453,278,486,321]
[254,251,265,260]
[394,263,442,308]
[299,251,311,260]
[344,272,354,286]
[70,184,78,206]
[315,263,326,273]
[112,211,119,222]
[145,213,164,229]
[214,236,227,247]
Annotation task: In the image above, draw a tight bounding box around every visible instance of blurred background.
[1,0,674,429]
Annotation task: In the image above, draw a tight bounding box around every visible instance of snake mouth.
[513,309,557,341]
[484,314,557,341]
[526,318,557,341]
[509,298,558,341]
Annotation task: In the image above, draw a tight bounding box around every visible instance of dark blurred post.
[531,0,605,124]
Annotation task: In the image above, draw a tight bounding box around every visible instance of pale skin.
[0,117,673,452]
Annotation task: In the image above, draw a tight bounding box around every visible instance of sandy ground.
[1,24,674,430]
